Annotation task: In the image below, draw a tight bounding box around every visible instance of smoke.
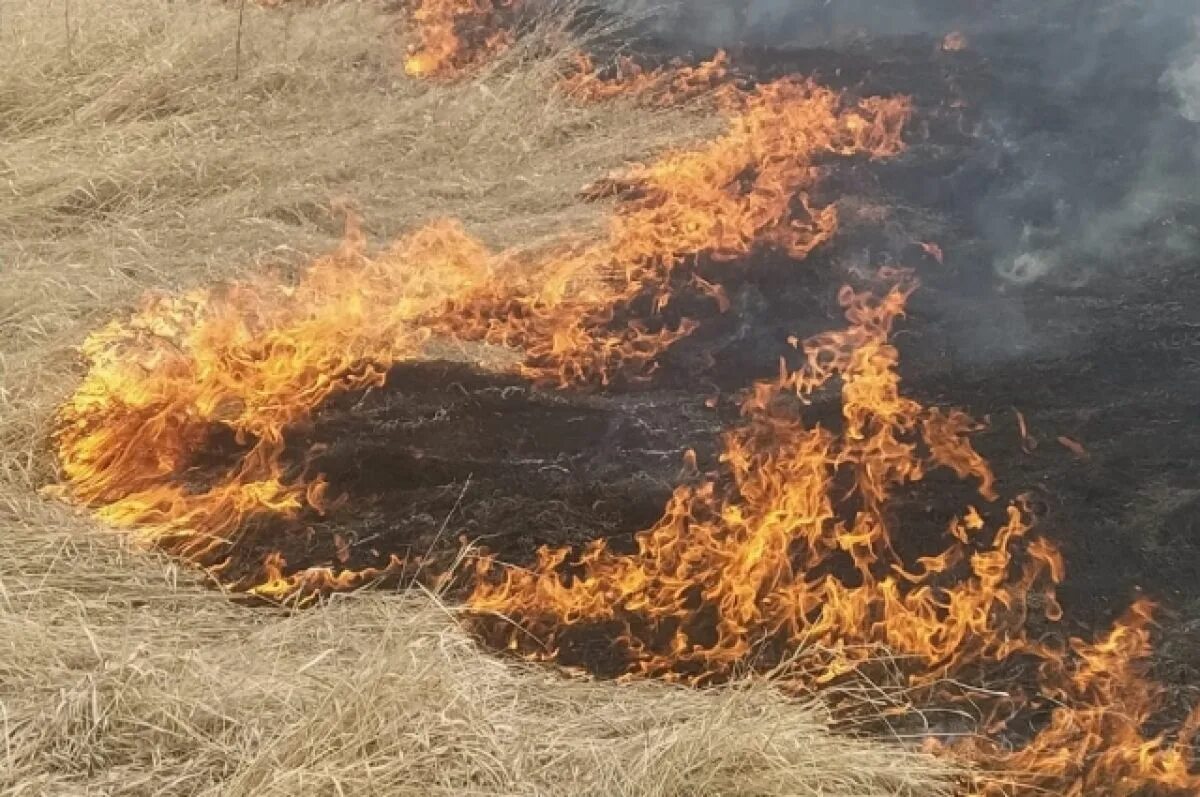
[985,4,1200,286]
[1165,33,1200,124]
[640,0,1087,49]
[621,1,1200,287]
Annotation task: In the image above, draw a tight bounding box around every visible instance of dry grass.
[1,495,958,796]
[0,1,957,793]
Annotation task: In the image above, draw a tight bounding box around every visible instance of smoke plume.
[628,1,1200,286]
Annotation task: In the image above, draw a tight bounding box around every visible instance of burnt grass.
[181,23,1200,709]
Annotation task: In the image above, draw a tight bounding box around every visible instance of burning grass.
[0,0,711,483]
[0,0,957,794]
[12,0,1200,793]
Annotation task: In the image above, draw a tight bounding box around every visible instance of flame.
[467,276,1062,686]
[429,80,910,387]
[955,598,1200,795]
[402,0,519,78]
[561,50,732,107]
[49,17,1200,795]
[54,72,910,594]
[55,218,489,572]
[467,276,1199,793]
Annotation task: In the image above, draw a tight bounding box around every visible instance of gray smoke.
[642,0,1092,48]
[990,5,1200,286]
[625,1,1200,287]
[1166,34,1200,123]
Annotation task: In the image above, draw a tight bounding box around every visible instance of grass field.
[0,1,957,794]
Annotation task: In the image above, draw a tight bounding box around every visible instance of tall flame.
[464,272,1200,794]
[467,275,1064,688]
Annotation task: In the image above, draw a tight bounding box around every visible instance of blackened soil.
[204,358,731,590]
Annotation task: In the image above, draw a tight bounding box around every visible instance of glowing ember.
[1057,435,1089,460]
[1015,408,1038,453]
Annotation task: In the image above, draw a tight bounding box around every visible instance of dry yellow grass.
[0,1,958,793]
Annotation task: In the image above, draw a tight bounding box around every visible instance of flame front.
[561,50,733,107]
[430,79,909,387]
[50,16,1200,797]
[467,277,1059,687]
[54,72,910,589]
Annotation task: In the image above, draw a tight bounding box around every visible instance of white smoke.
[1164,27,1200,123]
[996,245,1059,287]
[603,1,1200,288]
[993,8,1200,287]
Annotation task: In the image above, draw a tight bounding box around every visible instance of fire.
[54,69,910,593]
[402,0,519,78]
[49,12,1200,796]
[956,598,1200,795]
[561,50,732,107]
[465,271,1200,793]
[467,275,1064,687]
[429,80,909,387]
[54,218,492,575]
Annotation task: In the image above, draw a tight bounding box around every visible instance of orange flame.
[54,75,910,595]
[955,598,1200,795]
[467,276,1199,794]
[429,81,910,387]
[402,0,519,78]
[49,21,1200,795]
[467,277,1061,687]
[561,50,732,107]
